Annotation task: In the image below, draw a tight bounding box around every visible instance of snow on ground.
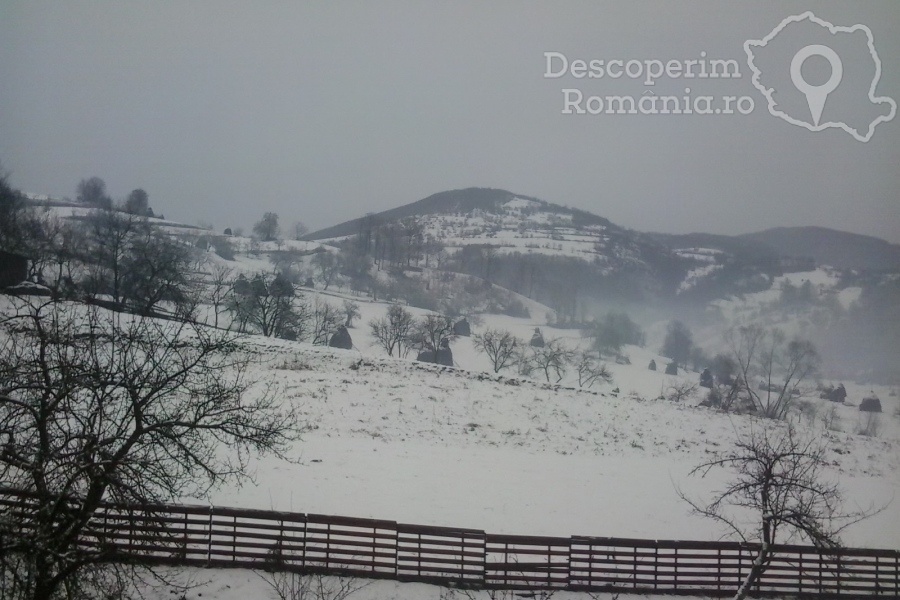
[132,261,900,556]
[164,327,900,554]
[674,247,722,262]
[6,213,899,596]
[678,263,722,293]
[138,568,723,600]
[705,268,851,341]
[837,286,863,309]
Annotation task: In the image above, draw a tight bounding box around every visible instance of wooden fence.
[2,490,898,597]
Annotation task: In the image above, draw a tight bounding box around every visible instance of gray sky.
[1,1,898,242]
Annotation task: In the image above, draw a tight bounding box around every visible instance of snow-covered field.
[139,313,899,600]
[137,568,748,600]
[75,274,893,599]
[138,568,728,600]
[7,205,900,599]
[189,323,899,544]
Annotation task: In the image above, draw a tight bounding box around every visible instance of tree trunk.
[734,543,769,600]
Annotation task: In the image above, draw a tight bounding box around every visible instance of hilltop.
[740,226,900,272]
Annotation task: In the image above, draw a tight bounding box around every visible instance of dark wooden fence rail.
[2,490,898,597]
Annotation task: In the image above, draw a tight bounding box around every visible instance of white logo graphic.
[790,44,842,126]
[745,12,896,142]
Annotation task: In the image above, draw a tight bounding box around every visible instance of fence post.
[393,525,399,579]
[301,516,308,569]
[326,522,331,570]
[716,547,722,593]
[206,505,213,565]
[874,555,879,595]
[653,543,658,591]
[632,545,637,590]
[836,549,841,594]
[672,545,677,591]
[129,507,135,555]
[461,531,467,586]
[504,541,509,588]
[818,550,824,595]
[183,509,189,559]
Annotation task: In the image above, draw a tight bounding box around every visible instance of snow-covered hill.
[5,192,900,600]
[105,276,893,546]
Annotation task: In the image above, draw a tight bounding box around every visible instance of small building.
[0,251,28,288]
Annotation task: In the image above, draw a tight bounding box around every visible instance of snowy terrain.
[180,301,899,543]
[141,306,899,599]
[10,199,900,600]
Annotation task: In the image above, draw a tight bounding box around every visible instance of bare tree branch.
[0,298,305,600]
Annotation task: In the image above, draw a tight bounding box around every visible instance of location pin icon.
[790,44,843,126]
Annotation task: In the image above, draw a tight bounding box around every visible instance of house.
[0,250,28,288]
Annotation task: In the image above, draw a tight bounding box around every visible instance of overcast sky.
[1,1,898,242]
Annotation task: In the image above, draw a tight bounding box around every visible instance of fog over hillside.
[1,2,898,597]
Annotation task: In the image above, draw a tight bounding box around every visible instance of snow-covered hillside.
[6,194,900,600]
[90,285,894,599]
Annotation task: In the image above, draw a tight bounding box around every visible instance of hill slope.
[739,226,900,271]
[306,188,614,240]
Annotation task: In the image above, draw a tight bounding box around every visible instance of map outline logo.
[744,11,896,142]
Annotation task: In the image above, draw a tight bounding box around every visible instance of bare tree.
[261,572,371,600]
[368,304,414,358]
[120,228,197,315]
[228,272,308,338]
[341,299,360,328]
[666,381,698,403]
[271,249,305,279]
[529,339,575,383]
[726,325,819,420]
[661,320,693,369]
[588,311,644,356]
[13,209,82,294]
[0,298,301,600]
[76,176,110,208]
[574,351,612,388]
[0,165,26,253]
[473,328,521,373]
[84,209,145,304]
[337,246,372,294]
[124,188,150,216]
[412,313,455,363]
[291,221,309,241]
[203,262,234,329]
[253,211,280,242]
[210,235,235,261]
[678,421,882,600]
[310,299,342,345]
[312,251,340,291]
